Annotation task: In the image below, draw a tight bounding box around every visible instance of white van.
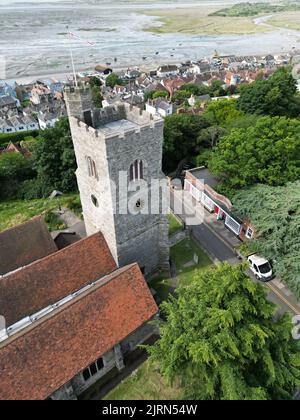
[247,254,273,282]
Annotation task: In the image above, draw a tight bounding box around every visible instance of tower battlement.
[65,84,169,275]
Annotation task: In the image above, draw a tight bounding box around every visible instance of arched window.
[86,156,98,180]
[129,160,144,181]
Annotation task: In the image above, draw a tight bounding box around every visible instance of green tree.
[0,152,35,199]
[0,152,32,180]
[31,118,77,197]
[237,67,300,118]
[91,85,103,108]
[152,90,168,99]
[233,181,300,298]
[105,73,123,88]
[147,263,300,400]
[89,76,102,88]
[202,99,243,126]
[163,113,211,172]
[180,83,210,96]
[208,116,300,191]
[171,90,190,103]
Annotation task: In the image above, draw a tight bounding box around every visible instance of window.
[82,358,105,382]
[246,227,254,239]
[86,156,98,180]
[129,160,144,181]
[91,194,99,207]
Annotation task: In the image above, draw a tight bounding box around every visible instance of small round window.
[91,194,99,207]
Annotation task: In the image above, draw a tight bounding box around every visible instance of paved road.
[170,190,296,316]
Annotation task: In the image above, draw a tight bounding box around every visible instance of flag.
[67,30,95,47]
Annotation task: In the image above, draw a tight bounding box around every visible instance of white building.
[146,99,173,118]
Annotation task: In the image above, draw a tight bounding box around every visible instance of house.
[225,72,241,86]
[146,98,173,117]
[0,227,158,400]
[94,65,113,80]
[0,95,18,113]
[30,84,52,105]
[0,141,31,158]
[191,62,211,75]
[162,77,186,97]
[184,167,254,240]
[0,115,39,134]
[102,94,122,108]
[124,68,141,80]
[188,94,211,108]
[157,64,179,78]
[38,112,60,130]
[0,81,17,100]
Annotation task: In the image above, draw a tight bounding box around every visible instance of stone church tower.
[64,83,169,275]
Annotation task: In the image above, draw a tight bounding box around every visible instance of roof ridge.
[0,263,139,348]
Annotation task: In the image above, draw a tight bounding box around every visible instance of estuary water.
[0,0,300,81]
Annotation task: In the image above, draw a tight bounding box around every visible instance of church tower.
[64,83,169,276]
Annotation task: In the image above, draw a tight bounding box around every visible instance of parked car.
[247,254,273,282]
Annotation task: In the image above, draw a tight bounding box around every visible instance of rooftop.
[0,216,57,276]
[0,232,117,326]
[188,167,219,189]
[100,118,139,135]
[0,263,158,400]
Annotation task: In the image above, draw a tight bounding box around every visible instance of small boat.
[155,51,159,55]
[142,56,147,60]
[114,57,117,62]
[106,62,111,66]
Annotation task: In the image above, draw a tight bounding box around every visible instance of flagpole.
[67,26,78,88]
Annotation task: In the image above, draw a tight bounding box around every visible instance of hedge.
[0,130,40,148]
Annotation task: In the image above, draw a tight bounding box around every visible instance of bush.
[0,130,40,148]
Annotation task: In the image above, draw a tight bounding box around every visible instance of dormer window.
[129,160,143,181]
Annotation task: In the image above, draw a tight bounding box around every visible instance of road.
[170,190,298,316]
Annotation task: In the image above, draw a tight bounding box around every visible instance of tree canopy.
[105,73,124,88]
[30,118,77,197]
[0,152,34,199]
[147,263,300,400]
[233,181,300,298]
[208,115,300,192]
[163,113,211,172]
[237,67,300,118]
[202,99,244,127]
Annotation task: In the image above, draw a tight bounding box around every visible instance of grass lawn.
[268,11,300,31]
[0,193,82,232]
[168,213,183,236]
[143,7,270,35]
[171,237,212,286]
[103,360,182,400]
[104,237,212,401]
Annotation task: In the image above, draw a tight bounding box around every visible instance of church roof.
[0,263,158,400]
[0,232,117,326]
[0,216,57,276]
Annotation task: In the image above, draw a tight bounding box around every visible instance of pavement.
[170,189,300,317]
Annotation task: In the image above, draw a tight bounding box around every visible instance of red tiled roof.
[0,216,57,276]
[0,232,117,326]
[0,263,158,400]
